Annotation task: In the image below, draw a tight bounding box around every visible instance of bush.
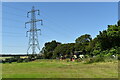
[24,58,30,62]
[118,55,120,60]
[4,58,12,63]
[94,56,105,62]
[10,58,17,62]
[84,55,90,58]
[84,58,94,64]
[5,58,10,62]
[14,56,20,60]
[85,56,105,64]
[9,60,12,63]
[2,60,5,63]
[36,55,43,59]
[100,50,109,56]
[75,58,82,62]
[17,58,23,63]
[28,54,36,59]
[92,50,101,56]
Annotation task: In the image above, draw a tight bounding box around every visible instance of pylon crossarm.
[36,29,41,35]
[34,19,42,22]
[25,21,32,28]
[35,9,40,15]
[26,30,30,37]
[27,12,30,18]
[36,29,41,31]
[27,9,39,14]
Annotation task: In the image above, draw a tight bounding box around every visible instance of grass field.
[2,59,118,78]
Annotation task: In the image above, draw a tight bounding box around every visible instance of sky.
[2,2,118,54]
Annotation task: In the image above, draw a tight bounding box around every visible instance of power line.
[2,4,74,43]
[3,10,26,18]
[2,16,24,23]
[3,45,27,47]
[40,13,72,39]
[2,31,24,34]
[42,11,73,33]
[2,24,23,29]
[2,4,72,38]
[2,4,27,12]
[2,35,25,37]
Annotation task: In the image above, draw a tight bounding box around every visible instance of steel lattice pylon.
[25,6,43,54]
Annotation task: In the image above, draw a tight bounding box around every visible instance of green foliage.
[17,58,23,63]
[74,43,84,51]
[117,20,120,26]
[40,21,120,59]
[75,34,92,44]
[44,40,61,52]
[28,54,37,59]
[4,58,13,63]
[24,58,30,62]
[85,56,105,64]
[14,56,20,60]
[97,25,120,50]
[53,43,75,58]
[102,47,119,58]
[118,54,120,60]
[92,50,101,56]
[36,55,43,59]
[94,56,105,62]
[41,40,61,59]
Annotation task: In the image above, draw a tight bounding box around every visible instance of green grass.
[2,59,118,78]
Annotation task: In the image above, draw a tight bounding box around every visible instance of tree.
[117,20,120,26]
[41,40,61,59]
[75,34,92,55]
[75,34,92,45]
[53,43,75,58]
[97,25,120,50]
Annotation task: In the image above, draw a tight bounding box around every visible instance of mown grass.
[2,59,118,78]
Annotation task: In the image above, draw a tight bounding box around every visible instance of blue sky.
[2,2,118,54]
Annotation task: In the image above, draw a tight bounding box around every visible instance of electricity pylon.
[25,6,43,54]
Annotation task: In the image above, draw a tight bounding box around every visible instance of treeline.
[41,21,120,59]
[2,21,120,64]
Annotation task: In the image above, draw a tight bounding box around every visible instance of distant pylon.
[25,6,43,54]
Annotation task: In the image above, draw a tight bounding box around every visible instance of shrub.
[84,58,94,64]
[85,56,105,64]
[4,58,12,63]
[5,58,10,62]
[101,47,118,58]
[36,55,43,59]
[2,60,5,63]
[84,55,90,58]
[100,50,109,56]
[118,55,120,60]
[17,58,23,63]
[24,58,30,62]
[94,56,105,62]
[14,56,20,60]
[75,58,82,62]
[28,54,36,59]
[10,58,16,62]
[92,50,101,56]
[9,60,12,63]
